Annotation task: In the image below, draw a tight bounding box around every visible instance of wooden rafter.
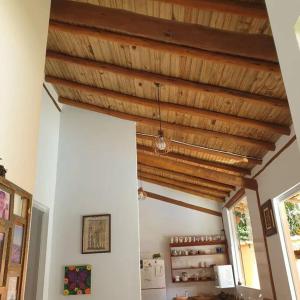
[158,0,268,18]
[139,175,224,202]
[50,0,277,62]
[49,21,279,73]
[137,144,250,176]
[138,163,235,192]
[139,171,228,198]
[138,152,257,189]
[47,51,288,111]
[58,97,275,152]
[46,76,290,136]
[144,191,222,217]
[137,134,262,166]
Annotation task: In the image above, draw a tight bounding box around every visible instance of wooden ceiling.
[45,0,292,203]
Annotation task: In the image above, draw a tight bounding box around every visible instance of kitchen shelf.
[172,267,213,271]
[170,241,226,247]
[172,278,215,283]
[171,252,226,258]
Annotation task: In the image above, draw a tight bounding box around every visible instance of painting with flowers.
[64,265,91,296]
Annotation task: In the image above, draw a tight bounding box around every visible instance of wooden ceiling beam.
[138,152,257,189]
[47,51,288,111]
[137,134,262,166]
[138,163,235,192]
[50,0,277,62]
[139,175,225,202]
[46,76,290,136]
[138,171,229,198]
[144,191,222,217]
[137,144,250,176]
[158,0,268,18]
[58,96,275,152]
[49,21,280,74]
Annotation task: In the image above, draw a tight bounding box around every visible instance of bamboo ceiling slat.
[71,0,272,35]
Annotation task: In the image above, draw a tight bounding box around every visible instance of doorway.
[25,206,44,300]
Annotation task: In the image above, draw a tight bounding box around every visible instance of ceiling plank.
[137,134,262,166]
[158,0,268,18]
[58,96,275,152]
[139,176,225,202]
[50,0,277,62]
[138,152,257,189]
[144,191,222,217]
[49,21,279,74]
[138,171,229,198]
[138,163,235,192]
[46,76,290,136]
[137,144,251,176]
[47,51,288,111]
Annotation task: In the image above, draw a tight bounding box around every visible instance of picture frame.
[261,199,277,237]
[82,214,111,254]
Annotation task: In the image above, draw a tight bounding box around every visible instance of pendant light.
[153,83,171,155]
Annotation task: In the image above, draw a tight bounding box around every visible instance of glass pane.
[11,225,24,264]
[13,194,23,217]
[0,189,10,220]
[231,197,260,289]
[7,277,18,300]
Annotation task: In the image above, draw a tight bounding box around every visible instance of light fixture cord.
[156,83,162,132]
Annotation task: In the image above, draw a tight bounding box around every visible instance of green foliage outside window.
[285,201,300,236]
[234,211,250,242]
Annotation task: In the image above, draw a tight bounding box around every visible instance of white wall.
[49,106,141,300]
[265,0,300,149]
[139,182,224,299]
[33,87,61,300]
[0,0,51,193]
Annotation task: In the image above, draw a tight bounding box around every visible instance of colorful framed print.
[0,188,10,221]
[261,199,277,237]
[7,277,18,300]
[11,225,24,264]
[13,194,23,217]
[64,265,91,296]
[82,214,111,254]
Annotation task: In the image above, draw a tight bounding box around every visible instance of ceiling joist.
[138,163,235,192]
[47,51,288,111]
[138,152,257,189]
[137,144,251,176]
[50,0,277,62]
[139,171,228,198]
[58,96,275,152]
[49,21,279,73]
[136,134,262,166]
[46,76,290,136]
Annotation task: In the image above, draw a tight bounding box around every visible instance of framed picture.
[261,199,277,237]
[11,224,24,264]
[0,188,10,220]
[82,214,111,254]
[64,265,91,296]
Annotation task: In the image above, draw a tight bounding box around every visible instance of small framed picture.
[0,188,10,221]
[82,214,111,254]
[261,199,277,237]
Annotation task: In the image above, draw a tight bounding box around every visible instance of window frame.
[225,194,261,290]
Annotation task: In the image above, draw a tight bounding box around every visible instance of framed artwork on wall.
[64,265,91,296]
[0,188,10,220]
[82,214,111,254]
[261,199,277,237]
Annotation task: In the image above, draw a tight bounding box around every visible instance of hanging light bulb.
[153,83,171,155]
[138,187,147,201]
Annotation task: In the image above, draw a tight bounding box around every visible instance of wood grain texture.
[46,76,290,135]
[50,0,277,61]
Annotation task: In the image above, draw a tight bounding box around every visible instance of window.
[274,184,300,299]
[228,196,260,289]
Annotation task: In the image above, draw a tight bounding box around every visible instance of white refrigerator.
[140,259,167,300]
